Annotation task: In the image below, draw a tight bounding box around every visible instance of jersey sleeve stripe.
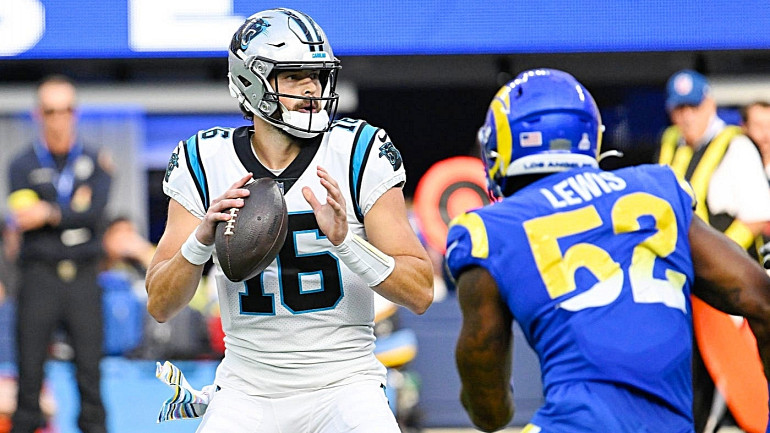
[183,134,210,210]
[349,123,377,223]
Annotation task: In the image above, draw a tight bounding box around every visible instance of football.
[215,178,288,282]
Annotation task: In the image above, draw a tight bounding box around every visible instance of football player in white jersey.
[145,8,434,433]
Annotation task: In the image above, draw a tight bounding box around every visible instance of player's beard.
[288,98,321,114]
[266,113,324,147]
[266,98,326,144]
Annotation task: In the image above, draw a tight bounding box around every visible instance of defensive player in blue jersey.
[446,68,770,432]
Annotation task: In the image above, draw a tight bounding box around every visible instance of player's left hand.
[197,173,253,245]
[302,165,348,245]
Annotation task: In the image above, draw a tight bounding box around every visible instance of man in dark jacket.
[7,75,112,433]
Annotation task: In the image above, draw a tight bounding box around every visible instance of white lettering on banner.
[0,0,45,56]
[129,0,244,51]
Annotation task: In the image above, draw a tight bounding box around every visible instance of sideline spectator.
[659,69,770,432]
[6,75,113,433]
[742,100,770,180]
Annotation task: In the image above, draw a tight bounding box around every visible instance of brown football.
[215,178,288,282]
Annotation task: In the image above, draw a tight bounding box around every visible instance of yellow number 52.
[523,192,687,313]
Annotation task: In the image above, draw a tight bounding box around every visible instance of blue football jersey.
[446,164,697,432]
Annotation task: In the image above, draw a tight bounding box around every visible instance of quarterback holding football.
[145,8,433,433]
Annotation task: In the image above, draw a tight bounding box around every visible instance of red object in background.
[691,296,768,433]
[0,417,55,433]
[207,315,225,356]
[413,156,490,254]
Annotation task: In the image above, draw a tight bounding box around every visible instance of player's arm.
[455,266,514,432]
[302,166,433,314]
[363,186,434,314]
[689,215,770,382]
[723,136,770,244]
[146,173,252,322]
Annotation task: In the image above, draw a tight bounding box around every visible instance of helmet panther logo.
[236,18,271,51]
[378,142,402,171]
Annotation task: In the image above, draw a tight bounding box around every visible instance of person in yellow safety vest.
[659,69,770,433]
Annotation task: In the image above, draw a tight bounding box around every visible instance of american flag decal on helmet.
[520,131,543,147]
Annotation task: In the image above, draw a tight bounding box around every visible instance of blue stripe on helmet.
[279,8,319,51]
[350,123,377,221]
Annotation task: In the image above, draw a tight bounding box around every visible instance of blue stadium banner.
[2,0,770,59]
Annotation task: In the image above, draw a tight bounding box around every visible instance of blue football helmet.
[478,68,603,198]
[228,8,341,138]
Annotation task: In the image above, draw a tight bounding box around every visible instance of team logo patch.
[165,148,179,182]
[378,140,402,171]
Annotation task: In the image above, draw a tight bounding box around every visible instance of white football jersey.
[163,119,406,395]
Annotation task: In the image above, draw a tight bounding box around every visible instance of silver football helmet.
[228,8,341,138]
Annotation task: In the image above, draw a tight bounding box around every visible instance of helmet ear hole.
[237,76,252,87]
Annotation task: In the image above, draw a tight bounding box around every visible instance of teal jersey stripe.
[351,123,377,221]
[185,135,209,209]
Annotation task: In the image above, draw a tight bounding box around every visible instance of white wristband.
[180,230,214,266]
[332,231,395,287]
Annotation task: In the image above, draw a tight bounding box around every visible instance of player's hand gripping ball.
[215,178,288,282]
